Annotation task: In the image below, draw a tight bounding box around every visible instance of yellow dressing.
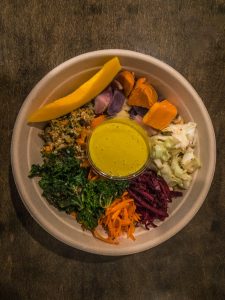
[88,118,149,177]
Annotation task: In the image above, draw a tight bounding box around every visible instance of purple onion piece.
[107,89,125,115]
[129,107,137,118]
[133,106,149,117]
[111,79,123,91]
[94,86,113,114]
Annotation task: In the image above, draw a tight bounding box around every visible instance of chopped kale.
[29,148,128,230]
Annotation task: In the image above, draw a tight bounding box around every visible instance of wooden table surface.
[1,1,225,299]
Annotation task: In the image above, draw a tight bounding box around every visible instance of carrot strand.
[97,192,139,244]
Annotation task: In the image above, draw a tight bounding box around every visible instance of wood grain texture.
[0,0,225,299]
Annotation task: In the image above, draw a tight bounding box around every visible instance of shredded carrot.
[70,211,77,219]
[105,199,133,215]
[92,230,118,245]
[79,159,90,168]
[91,115,106,129]
[94,192,140,243]
[88,168,99,181]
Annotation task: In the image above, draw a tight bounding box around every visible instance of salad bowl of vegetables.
[11,50,216,255]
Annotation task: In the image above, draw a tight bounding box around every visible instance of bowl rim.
[11,49,216,255]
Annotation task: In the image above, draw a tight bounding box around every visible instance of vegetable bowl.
[11,50,216,255]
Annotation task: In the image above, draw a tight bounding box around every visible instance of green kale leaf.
[29,147,128,230]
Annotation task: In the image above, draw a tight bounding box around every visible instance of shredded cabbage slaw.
[149,122,200,189]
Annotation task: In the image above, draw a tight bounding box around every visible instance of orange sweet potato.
[116,71,135,97]
[143,100,177,130]
[127,78,158,108]
[134,77,147,88]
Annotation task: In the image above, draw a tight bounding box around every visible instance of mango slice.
[28,57,122,122]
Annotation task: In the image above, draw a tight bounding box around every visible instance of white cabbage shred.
[149,122,200,189]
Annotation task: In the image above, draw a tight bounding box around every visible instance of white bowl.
[11,50,216,255]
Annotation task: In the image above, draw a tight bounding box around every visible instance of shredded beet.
[128,170,182,229]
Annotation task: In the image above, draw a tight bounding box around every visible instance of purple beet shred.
[128,170,182,229]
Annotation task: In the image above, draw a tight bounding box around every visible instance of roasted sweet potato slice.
[143,100,177,130]
[116,71,135,97]
[135,77,147,88]
[127,78,158,108]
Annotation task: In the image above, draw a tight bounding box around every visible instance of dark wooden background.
[1,1,225,299]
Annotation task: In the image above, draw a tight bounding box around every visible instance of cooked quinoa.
[40,103,95,161]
